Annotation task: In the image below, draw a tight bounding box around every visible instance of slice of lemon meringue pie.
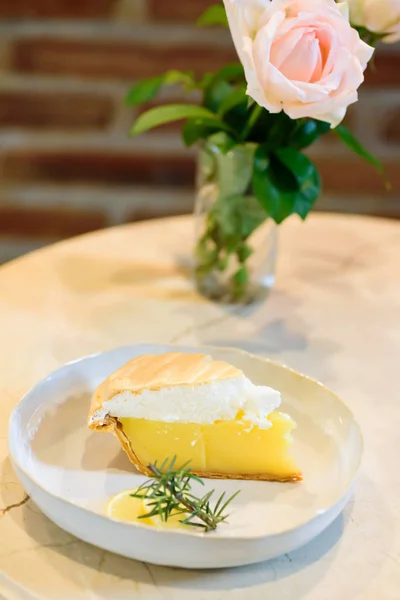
[88,352,302,482]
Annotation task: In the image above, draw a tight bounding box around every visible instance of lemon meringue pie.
[88,352,302,482]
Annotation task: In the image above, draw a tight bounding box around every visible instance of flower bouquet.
[127,0,397,302]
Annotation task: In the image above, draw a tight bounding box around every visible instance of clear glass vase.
[194,138,277,303]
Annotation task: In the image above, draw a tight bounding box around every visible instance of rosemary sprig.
[130,457,240,532]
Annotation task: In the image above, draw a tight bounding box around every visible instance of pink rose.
[347,0,400,43]
[223,0,374,126]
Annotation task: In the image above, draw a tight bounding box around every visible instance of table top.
[1,213,399,600]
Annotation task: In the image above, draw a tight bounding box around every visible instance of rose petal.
[225,0,374,126]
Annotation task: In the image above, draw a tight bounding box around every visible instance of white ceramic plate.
[9,344,363,569]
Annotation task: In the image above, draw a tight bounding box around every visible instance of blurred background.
[0,0,399,264]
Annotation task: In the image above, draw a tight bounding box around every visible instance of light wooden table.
[1,214,399,600]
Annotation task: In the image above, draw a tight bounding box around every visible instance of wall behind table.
[0,0,399,263]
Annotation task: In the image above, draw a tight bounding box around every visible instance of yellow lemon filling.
[119,411,299,481]
[106,488,189,529]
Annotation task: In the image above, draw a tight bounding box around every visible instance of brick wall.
[0,1,399,263]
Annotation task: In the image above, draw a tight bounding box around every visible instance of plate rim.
[8,342,364,542]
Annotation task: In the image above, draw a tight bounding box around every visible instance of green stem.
[241,103,263,141]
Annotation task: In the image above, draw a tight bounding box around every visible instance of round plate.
[8,344,363,569]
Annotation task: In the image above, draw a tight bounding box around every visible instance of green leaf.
[207,135,254,200]
[232,266,249,286]
[126,70,195,107]
[253,146,321,223]
[204,80,233,113]
[274,148,321,219]
[182,118,235,146]
[241,103,263,141]
[206,131,237,155]
[253,148,294,223]
[289,118,330,149]
[200,63,244,90]
[163,69,195,87]
[130,104,217,135]
[250,110,295,146]
[197,4,228,28]
[212,194,267,242]
[334,125,382,173]
[125,75,165,106]
[237,242,253,262]
[218,84,247,116]
[199,65,246,130]
[274,147,315,187]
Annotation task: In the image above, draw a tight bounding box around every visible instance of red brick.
[150,0,216,21]
[380,107,400,144]
[314,158,399,195]
[364,53,400,87]
[1,150,195,186]
[0,91,114,129]
[12,38,236,80]
[0,205,107,237]
[0,0,117,18]
[2,147,397,195]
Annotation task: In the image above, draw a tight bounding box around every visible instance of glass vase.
[194,139,277,303]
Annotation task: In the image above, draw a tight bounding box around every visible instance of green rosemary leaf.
[178,459,193,470]
[185,473,204,485]
[167,455,177,471]
[200,490,215,504]
[155,457,167,473]
[134,456,240,532]
[181,519,208,529]
[216,490,241,518]
[213,491,226,515]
